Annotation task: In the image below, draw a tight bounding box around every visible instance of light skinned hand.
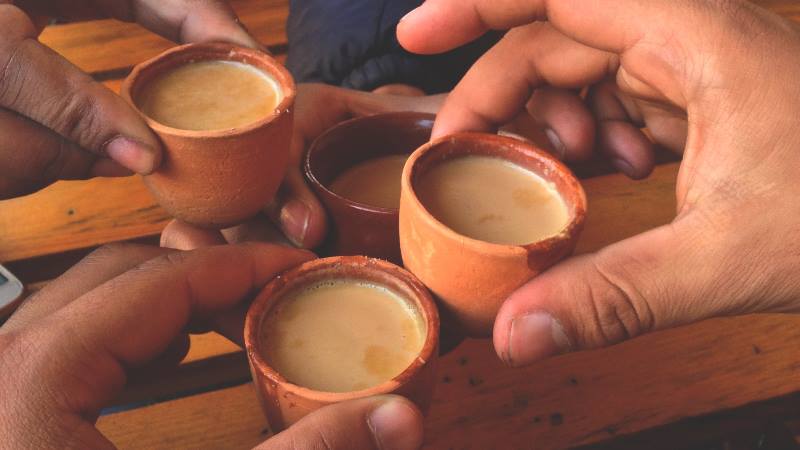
[0,242,423,449]
[398,0,800,365]
[0,0,259,199]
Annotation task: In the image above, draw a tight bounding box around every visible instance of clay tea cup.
[399,133,587,337]
[244,256,440,432]
[304,112,434,263]
[121,42,296,228]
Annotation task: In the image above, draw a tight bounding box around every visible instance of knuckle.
[0,39,35,108]
[577,258,654,348]
[123,248,193,278]
[161,249,193,268]
[52,78,105,150]
[299,428,337,450]
[84,242,161,270]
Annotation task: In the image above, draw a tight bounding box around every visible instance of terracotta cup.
[304,112,435,263]
[244,256,440,432]
[121,43,296,228]
[400,133,587,337]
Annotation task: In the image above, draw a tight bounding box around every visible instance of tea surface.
[261,280,425,392]
[137,60,281,131]
[416,156,568,245]
[329,154,409,209]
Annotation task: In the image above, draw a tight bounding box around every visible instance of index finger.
[432,24,614,138]
[397,0,664,55]
[113,0,262,49]
[22,243,314,414]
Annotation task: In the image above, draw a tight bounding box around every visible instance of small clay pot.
[244,256,440,432]
[400,133,587,337]
[304,112,434,263]
[121,43,295,228]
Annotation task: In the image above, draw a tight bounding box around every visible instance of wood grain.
[0,176,169,262]
[39,0,290,76]
[97,314,800,449]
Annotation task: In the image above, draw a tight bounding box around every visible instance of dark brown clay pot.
[400,133,587,337]
[244,256,440,432]
[121,43,295,228]
[304,112,434,263]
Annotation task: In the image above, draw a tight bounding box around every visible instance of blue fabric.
[285,0,500,94]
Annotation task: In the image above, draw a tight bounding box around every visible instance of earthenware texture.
[399,133,587,337]
[121,42,296,228]
[244,256,440,431]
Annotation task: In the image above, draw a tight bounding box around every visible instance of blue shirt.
[285,0,501,93]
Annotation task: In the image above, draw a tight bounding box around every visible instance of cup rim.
[120,42,296,138]
[304,111,436,214]
[244,255,440,402]
[402,132,588,256]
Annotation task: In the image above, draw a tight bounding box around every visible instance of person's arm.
[398,0,800,365]
[0,242,422,449]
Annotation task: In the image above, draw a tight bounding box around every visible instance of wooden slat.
[99,384,268,449]
[39,0,290,76]
[97,314,800,450]
[0,176,168,262]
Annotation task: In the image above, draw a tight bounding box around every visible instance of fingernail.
[368,398,423,450]
[611,158,636,178]
[279,198,311,248]
[507,312,571,367]
[105,137,158,175]
[544,128,566,159]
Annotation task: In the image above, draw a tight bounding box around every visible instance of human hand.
[267,83,445,248]
[398,1,800,365]
[0,0,258,199]
[0,242,423,449]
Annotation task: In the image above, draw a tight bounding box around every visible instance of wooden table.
[2,1,800,448]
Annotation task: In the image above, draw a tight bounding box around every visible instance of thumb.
[493,220,749,367]
[257,395,423,450]
[0,5,161,174]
